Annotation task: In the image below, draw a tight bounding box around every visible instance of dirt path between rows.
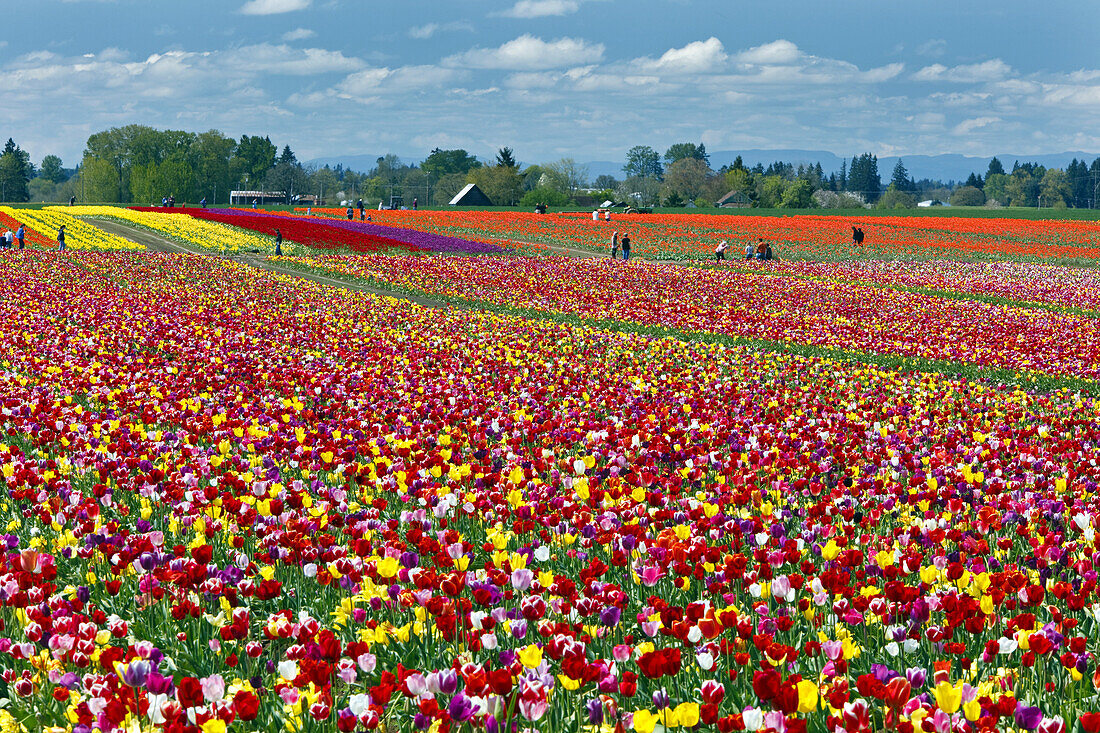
[90,218,450,310]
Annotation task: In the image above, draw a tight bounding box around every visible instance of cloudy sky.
[3,0,1099,168]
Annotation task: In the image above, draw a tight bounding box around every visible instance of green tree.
[664,142,709,167]
[192,130,236,205]
[39,155,67,183]
[542,158,588,196]
[723,168,752,196]
[231,135,277,185]
[467,165,523,206]
[421,148,481,178]
[279,145,297,166]
[986,157,1005,179]
[265,160,309,203]
[623,146,662,179]
[779,178,815,208]
[848,153,881,202]
[496,147,517,168]
[755,175,788,208]
[593,174,618,190]
[310,166,340,204]
[79,155,121,202]
[661,158,712,204]
[983,173,1008,205]
[431,172,467,205]
[1039,168,1070,208]
[876,186,915,209]
[616,175,661,206]
[1005,167,1042,206]
[890,159,912,192]
[0,139,32,202]
[949,186,986,206]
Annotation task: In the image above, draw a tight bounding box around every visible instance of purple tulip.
[448,693,476,722]
[146,670,174,695]
[600,606,622,628]
[120,660,150,688]
[586,698,604,724]
[1015,706,1042,730]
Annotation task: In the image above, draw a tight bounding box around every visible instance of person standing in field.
[413,197,418,210]
[592,209,599,222]
[604,209,611,221]
[755,238,766,261]
[69,195,76,206]
[346,206,354,220]
[57,225,66,251]
[200,197,207,208]
[610,230,619,259]
[620,233,631,261]
[274,228,283,256]
[15,225,25,250]
[715,240,728,261]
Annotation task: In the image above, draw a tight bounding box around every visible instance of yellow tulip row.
[52,206,274,254]
[1,207,141,251]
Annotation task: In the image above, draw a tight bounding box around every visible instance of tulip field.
[5,208,1100,733]
[301,209,1100,263]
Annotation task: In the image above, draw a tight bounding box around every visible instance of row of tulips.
[54,206,275,254]
[293,210,1100,263]
[1,207,141,251]
[2,251,1100,731]
[276,254,1100,380]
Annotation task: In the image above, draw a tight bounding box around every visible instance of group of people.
[714,237,775,261]
[160,195,178,208]
[851,225,866,246]
[592,209,611,222]
[609,230,631,260]
[0,224,26,249]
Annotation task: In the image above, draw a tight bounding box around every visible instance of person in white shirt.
[592,210,599,221]
[715,240,728,261]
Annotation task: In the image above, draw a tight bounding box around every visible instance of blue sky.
[2,0,1098,168]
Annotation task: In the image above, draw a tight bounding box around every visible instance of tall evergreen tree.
[838,160,847,191]
[890,159,910,191]
[987,157,1005,178]
[496,147,517,168]
[0,138,32,202]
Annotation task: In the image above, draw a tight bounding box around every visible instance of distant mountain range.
[308,149,1100,186]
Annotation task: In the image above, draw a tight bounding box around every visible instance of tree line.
[2,124,1099,209]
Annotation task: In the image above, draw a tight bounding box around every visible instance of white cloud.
[912,59,1012,83]
[445,34,604,70]
[496,0,580,18]
[637,37,727,74]
[334,65,459,97]
[953,116,1000,135]
[282,28,316,41]
[862,63,904,83]
[916,39,946,57]
[240,0,310,15]
[408,21,474,39]
[221,44,363,75]
[736,39,800,66]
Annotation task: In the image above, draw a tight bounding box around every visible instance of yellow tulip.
[518,644,542,668]
[796,680,819,713]
[933,681,962,714]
